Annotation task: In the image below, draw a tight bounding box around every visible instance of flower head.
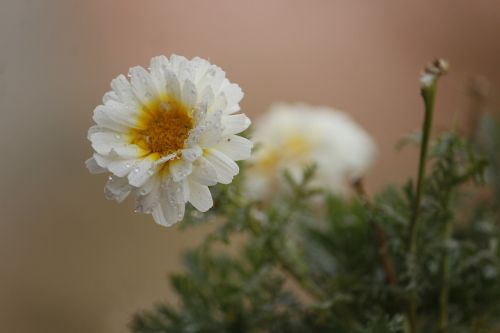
[86,55,252,226]
[246,103,376,198]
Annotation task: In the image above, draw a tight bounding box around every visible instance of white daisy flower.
[86,55,253,227]
[246,103,376,198]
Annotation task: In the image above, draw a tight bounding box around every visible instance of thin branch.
[352,178,397,285]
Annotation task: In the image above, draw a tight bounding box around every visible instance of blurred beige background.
[1,1,499,332]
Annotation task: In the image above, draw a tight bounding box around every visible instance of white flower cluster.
[246,103,377,198]
[86,55,252,226]
[86,55,377,226]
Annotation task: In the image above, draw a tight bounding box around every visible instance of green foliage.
[131,83,500,332]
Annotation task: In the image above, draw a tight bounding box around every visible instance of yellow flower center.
[129,97,194,158]
[254,134,312,173]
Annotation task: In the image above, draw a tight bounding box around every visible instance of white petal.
[94,103,139,129]
[193,103,208,125]
[128,157,156,187]
[87,125,103,138]
[181,146,202,162]
[104,176,132,203]
[199,65,226,94]
[85,157,106,174]
[198,111,223,148]
[204,149,239,184]
[221,114,251,136]
[199,127,222,148]
[169,54,188,72]
[161,199,183,224]
[164,69,181,99]
[163,177,188,205]
[135,174,158,196]
[92,106,128,132]
[190,157,218,186]
[111,74,138,106]
[169,159,193,182]
[182,178,190,202]
[189,57,210,82]
[214,135,253,161]
[221,82,243,114]
[199,86,214,109]
[152,206,172,227]
[129,66,157,103]
[182,79,198,109]
[158,202,179,227]
[154,189,185,227]
[157,178,187,226]
[89,131,127,155]
[135,178,160,214]
[210,94,227,113]
[110,146,145,159]
[149,55,168,93]
[227,105,242,114]
[188,180,213,212]
[103,91,120,103]
[90,132,143,158]
[93,154,137,177]
[179,63,196,84]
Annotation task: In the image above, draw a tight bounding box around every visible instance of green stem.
[406,78,437,333]
[407,79,437,254]
[439,216,452,333]
[406,59,448,333]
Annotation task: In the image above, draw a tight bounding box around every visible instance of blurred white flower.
[246,103,376,198]
[86,55,252,227]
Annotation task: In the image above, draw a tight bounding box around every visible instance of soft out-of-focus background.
[1,1,499,332]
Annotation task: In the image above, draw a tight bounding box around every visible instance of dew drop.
[114,134,121,140]
[133,167,140,173]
